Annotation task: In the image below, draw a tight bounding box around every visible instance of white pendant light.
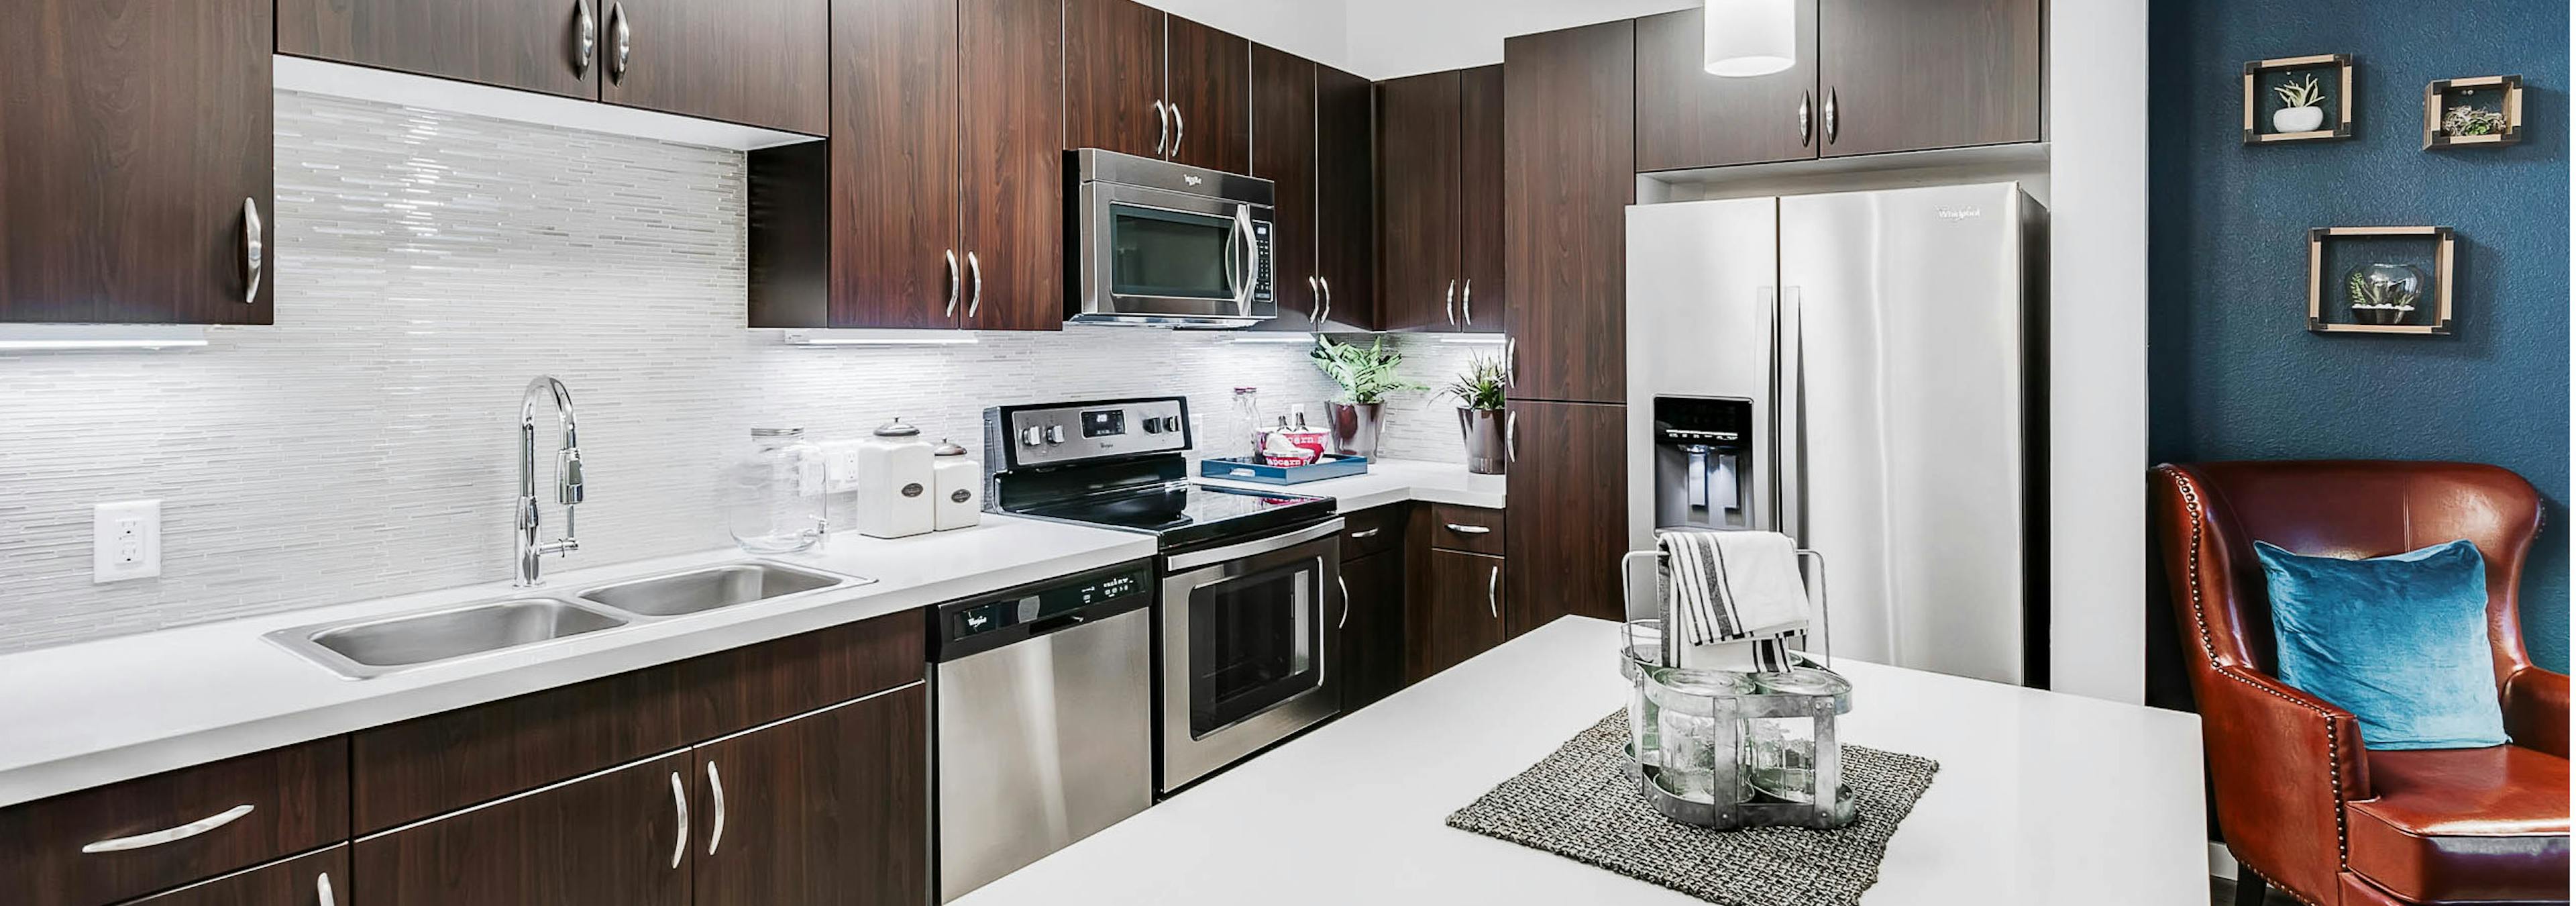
[1704,0,1796,77]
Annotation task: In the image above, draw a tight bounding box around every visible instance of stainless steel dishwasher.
[930,560,1155,901]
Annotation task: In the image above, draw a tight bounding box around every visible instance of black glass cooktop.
[1008,483,1336,552]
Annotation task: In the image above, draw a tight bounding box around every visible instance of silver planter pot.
[1458,407,1507,475]
[1329,401,1385,460]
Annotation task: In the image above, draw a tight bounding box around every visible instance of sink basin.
[268,598,627,678]
[577,562,853,617]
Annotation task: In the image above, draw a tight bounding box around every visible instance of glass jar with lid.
[1650,667,1758,804]
[727,427,826,554]
[1745,667,1854,804]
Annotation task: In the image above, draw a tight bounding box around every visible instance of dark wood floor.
[2210,877,2300,905]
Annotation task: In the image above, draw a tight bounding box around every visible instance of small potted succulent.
[2272,73,2327,133]
[1442,354,1511,475]
[2443,103,2510,138]
[2347,264,2424,325]
[1310,336,1424,460]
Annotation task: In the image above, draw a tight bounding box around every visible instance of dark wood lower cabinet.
[692,685,928,906]
[1504,401,1630,637]
[0,738,347,906]
[354,752,696,906]
[1405,548,1508,683]
[1336,550,1407,712]
[119,846,345,906]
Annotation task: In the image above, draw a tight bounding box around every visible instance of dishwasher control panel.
[936,562,1153,653]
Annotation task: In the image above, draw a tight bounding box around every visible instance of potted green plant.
[2347,264,2424,325]
[1442,354,1511,474]
[1310,336,1424,460]
[2272,73,2327,133]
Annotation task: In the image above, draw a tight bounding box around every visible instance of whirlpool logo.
[1935,206,1984,222]
[1183,174,1205,187]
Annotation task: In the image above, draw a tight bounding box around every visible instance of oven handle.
[1228,205,1258,318]
[1165,517,1345,573]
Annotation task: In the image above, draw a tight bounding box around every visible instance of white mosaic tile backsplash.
[0,91,1479,655]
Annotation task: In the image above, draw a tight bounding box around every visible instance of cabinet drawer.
[1415,503,1505,555]
[1340,505,1405,560]
[0,738,348,906]
[119,845,346,906]
[353,611,923,833]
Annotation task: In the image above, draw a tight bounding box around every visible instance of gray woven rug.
[1446,710,1939,906]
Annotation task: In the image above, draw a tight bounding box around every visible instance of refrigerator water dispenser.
[1652,396,1754,531]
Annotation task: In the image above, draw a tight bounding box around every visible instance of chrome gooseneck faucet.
[516,376,584,587]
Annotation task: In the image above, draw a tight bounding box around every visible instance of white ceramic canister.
[931,438,982,531]
[855,417,936,538]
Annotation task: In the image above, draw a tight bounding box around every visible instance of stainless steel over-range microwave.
[1068,148,1276,328]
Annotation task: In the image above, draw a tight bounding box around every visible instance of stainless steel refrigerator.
[1623,183,2047,686]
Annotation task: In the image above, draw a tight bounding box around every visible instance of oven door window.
[1110,203,1236,301]
[1186,559,1320,738]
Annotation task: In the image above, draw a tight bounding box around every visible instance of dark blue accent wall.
[2149,0,2569,673]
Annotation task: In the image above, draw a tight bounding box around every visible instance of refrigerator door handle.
[1772,287,1805,545]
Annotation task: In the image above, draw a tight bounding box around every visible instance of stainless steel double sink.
[266,561,869,679]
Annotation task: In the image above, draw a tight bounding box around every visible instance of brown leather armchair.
[2153,461,2569,906]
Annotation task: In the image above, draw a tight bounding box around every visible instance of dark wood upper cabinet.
[958,0,1067,331]
[1503,20,1632,403]
[1818,0,2042,156]
[1374,71,1462,334]
[1164,15,1250,172]
[118,846,346,906]
[1405,548,1507,683]
[693,685,928,906]
[1503,400,1630,638]
[2,0,272,325]
[597,0,830,135]
[1456,64,1507,334]
[1,738,345,906]
[751,0,1059,331]
[278,0,599,99]
[1314,63,1377,332]
[1250,44,1320,332]
[354,751,695,906]
[1635,3,1821,170]
[1065,0,1166,158]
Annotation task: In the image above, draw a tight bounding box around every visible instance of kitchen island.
[954,617,2208,905]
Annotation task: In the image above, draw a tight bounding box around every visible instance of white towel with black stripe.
[1657,529,1812,645]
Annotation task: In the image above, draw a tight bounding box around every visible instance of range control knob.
[1142,417,1166,434]
[1019,426,1044,447]
[1161,415,1183,434]
[1045,425,1068,444]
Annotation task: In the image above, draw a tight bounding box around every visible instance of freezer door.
[1624,197,1784,553]
[1780,184,2031,685]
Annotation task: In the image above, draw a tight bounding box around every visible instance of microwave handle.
[1229,205,1257,317]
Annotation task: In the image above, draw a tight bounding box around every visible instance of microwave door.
[1079,181,1275,325]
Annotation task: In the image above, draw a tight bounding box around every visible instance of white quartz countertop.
[955,617,2208,906]
[1196,456,1505,511]
[0,516,1157,809]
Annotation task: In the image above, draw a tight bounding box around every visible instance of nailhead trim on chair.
[2164,468,2349,902]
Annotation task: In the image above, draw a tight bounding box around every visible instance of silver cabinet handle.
[1823,87,1838,144]
[1350,527,1381,539]
[1170,102,1185,159]
[705,760,727,856]
[1444,523,1492,535]
[573,1,597,78]
[241,198,263,305]
[1505,410,1517,464]
[1152,100,1169,157]
[317,872,335,906]
[1336,576,1350,630]
[1461,279,1474,327]
[1320,276,1334,325]
[608,1,631,82]
[1306,274,1322,328]
[1487,565,1501,619]
[944,249,960,319]
[965,252,984,319]
[1444,279,1457,326]
[1799,91,1813,147]
[1504,337,1517,385]
[667,770,688,869]
[82,804,254,853]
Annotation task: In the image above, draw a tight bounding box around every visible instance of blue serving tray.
[1199,454,1371,485]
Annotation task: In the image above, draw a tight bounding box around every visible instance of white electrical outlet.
[93,500,163,583]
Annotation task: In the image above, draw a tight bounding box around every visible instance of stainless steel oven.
[1070,148,1276,328]
[1157,517,1342,791]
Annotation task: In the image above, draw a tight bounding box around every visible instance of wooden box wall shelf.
[2306,226,2456,336]
[2243,54,2355,144]
[2423,75,2524,150]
